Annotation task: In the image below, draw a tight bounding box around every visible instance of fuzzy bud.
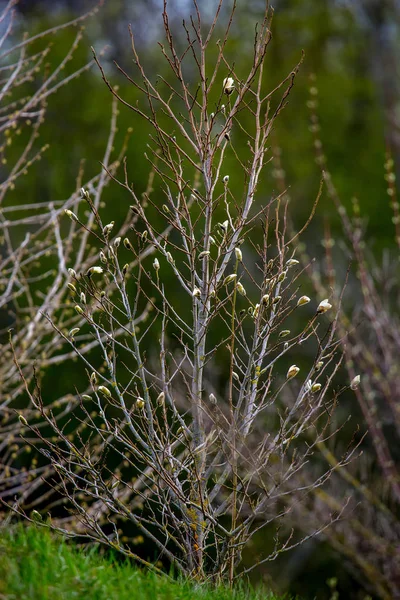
[156,392,165,406]
[153,258,160,271]
[209,393,217,404]
[81,394,91,401]
[315,361,324,371]
[103,222,115,236]
[87,266,103,276]
[311,383,322,393]
[69,327,80,338]
[237,282,246,296]
[198,251,211,259]
[80,292,86,304]
[287,365,300,379]
[297,295,311,307]
[317,299,332,314]
[98,386,111,398]
[286,258,300,267]
[90,372,97,385]
[64,209,78,221]
[224,274,237,285]
[235,247,242,262]
[350,375,361,390]
[114,237,121,248]
[68,268,76,278]
[223,175,229,184]
[123,238,132,250]
[192,286,201,298]
[100,251,107,264]
[75,305,84,315]
[136,397,145,409]
[19,414,27,426]
[279,330,290,338]
[223,76,235,95]
[166,252,174,265]
[67,283,76,294]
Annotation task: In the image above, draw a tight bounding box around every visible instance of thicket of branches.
[1,1,398,597]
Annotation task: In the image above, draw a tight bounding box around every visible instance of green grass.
[0,524,294,600]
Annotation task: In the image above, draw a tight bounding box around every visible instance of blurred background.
[2,1,400,598]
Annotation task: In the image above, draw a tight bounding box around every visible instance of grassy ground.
[0,524,294,600]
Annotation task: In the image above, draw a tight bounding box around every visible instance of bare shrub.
[3,1,349,585]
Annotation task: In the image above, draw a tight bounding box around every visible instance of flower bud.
[311,383,322,393]
[192,286,201,298]
[103,222,115,236]
[69,327,80,338]
[123,238,132,250]
[87,266,103,276]
[223,175,229,184]
[80,292,86,304]
[75,305,84,315]
[286,258,299,267]
[317,299,332,314]
[224,274,237,285]
[315,361,324,370]
[235,247,242,262]
[98,386,111,398]
[19,414,27,425]
[156,392,165,406]
[153,258,160,271]
[350,375,360,390]
[81,394,91,401]
[67,283,76,294]
[287,365,300,379]
[279,330,290,338]
[297,295,310,307]
[64,209,78,221]
[136,397,145,409]
[198,251,211,259]
[209,393,217,404]
[223,76,235,95]
[237,282,246,296]
[68,268,76,277]
[114,237,121,248]
[90,372,97,385]
[166,252,174,265]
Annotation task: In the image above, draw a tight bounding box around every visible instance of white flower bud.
[103,221,115,236]
[67,283,76,294]
[69,327,80,338]
[219,220,229,233]
[192,286,201,298]
[286,258,300,267]
[87,266,103,276]
[124,238,132,250]
[156,392,165,406]
[278,270,287,282]
[232,372,240,382]
[297,295,311,307]
[19,414,27,425]
[81,394,91,401]
[237,282,246,296]
[80,292,86,304]
[350,375,360,390]
[153,258,160,271]
[287,365,300,379]
[136,397,145,409]
[223,76,235,95]
[317,299,332,314]
[311,383,322,393]
[223,175,230,183]
[90,372,97,384]
[304,379,312,392]
[68,268,76,277]
[100,251,107,263]
[235,247,242,261]
[209,236,216,245]
[166,252,174,265]
[262,294,270,304]
[224,274,237,285]
[98,386,111,398]
[315,361,324,370]
[209,393,217,404]
[114,237,121,248]
[279,330,290,338]
[75,305,84,315]
[64,209,78,221]
[198,251,211,259]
